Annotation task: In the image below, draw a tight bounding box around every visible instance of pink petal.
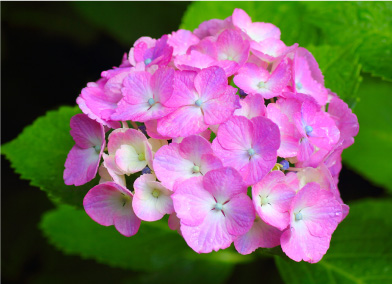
[216,116,253,150]
[153,142,196,190]
[69,114,105,149]
[224,194,255,236]
[194,66,227,102]
[234,93,266,119]
[202,167,247,202]
[83,182,141,237]
[234,217,282,255]
[157,105,207,138]
[172,177,216,226]
[64,146,100,186]
[202,86,240,125]
[133,175,173,221]
[180,211,233,253]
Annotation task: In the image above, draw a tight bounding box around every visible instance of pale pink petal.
[64,146,100,186]
[216,116,253,150]
[280,222,331,263]
[199,154,223,175]
[115,144,146,174]
[83,182,141,237]
[157,105,207,138]
[234,93,266,119]
[133,175,173,221]
[153,143,199,190]
[195,66,227,102]
[172,177,216,226]
[179,135,212,165]
[202,167,247,202]
[145,119,172,140]
[234,217,282,255]
[180,211,233,253]
[168,29,200,56]
[150,67,175,104]
[224,194,255,236]
[202,86,240,125]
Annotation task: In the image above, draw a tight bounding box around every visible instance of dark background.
[1,2,386,283]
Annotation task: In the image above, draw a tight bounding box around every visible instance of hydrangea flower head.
[63,7,357,264]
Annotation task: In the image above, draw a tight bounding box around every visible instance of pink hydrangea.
[64,7,358,263]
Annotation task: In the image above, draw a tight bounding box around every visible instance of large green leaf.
[342,76,392,193]
[1,106,95,208]
[275,199,392,284]
[181,2,320,46]
[304,2,392,81]
[307,45,362,107]
[40,205,253,279]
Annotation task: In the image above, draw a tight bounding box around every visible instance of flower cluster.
[64,8,359,263]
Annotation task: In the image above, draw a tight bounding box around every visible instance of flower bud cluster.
[64,8,358,263]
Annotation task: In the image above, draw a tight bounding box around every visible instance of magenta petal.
[83,182,141,237]
[70,114,105,149]
[234,217,282,255]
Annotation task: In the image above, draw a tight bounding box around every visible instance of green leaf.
[342,75,392,193]
[70,2,190,46]
[1,106,95,208]
[304,2,392,81]
[275,199,392,284]
[181,2,320,46]
[40,205,252,277]
[307,45,362,107]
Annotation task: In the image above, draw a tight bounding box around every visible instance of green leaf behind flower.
[40,205,253,280]
[181,2,320,46]
[304,2,392,81]
[342,75,392,193]
[275,199,392,284]
[1,106,94,209]
[307,45,362,108]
